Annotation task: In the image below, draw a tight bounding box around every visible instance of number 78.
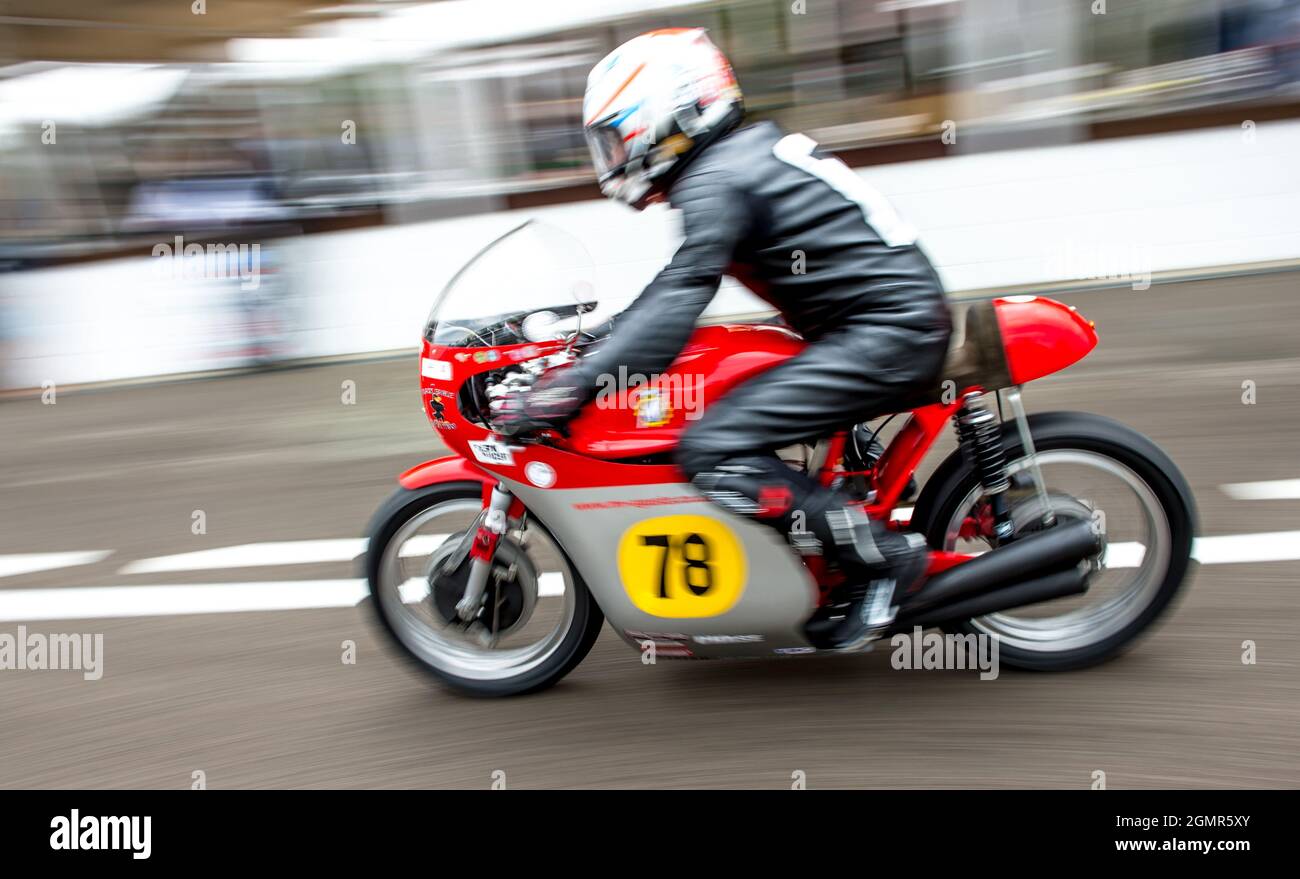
[640,532,713,598]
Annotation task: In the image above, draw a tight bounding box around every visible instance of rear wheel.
[911,411,1196,670]
[364,483,603,696]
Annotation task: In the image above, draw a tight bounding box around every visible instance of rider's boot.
[815,507,929,651]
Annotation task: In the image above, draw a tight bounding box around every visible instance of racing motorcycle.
[364,221,1196,697]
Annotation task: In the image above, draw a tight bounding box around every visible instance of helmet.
[582,28,743,208]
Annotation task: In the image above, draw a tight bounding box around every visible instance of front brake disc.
[426,534,539,638]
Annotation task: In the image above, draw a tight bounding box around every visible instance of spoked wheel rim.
[375,499,578,681]
[942,449,1172,653]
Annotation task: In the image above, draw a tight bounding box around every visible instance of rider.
[492,28,952,650]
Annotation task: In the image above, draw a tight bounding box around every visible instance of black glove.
[490,367,588,437]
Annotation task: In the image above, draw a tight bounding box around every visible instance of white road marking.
[1104,530,1300,568]
[1103,542,1146,568]
[399,534,452,558]
[0,570,567,623]
[0,580,367,622]
[1221,478,1300,500]
[397,577,430,604]
[118,534,450,575]
[0,527,1288,623]
[538,572,566,597]
[119,540,366,575]
[396,573,565,605]
[0,551,113,579]
[1192,530,1300,565]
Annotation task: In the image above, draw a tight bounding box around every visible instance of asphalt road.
[1,272,1298,789]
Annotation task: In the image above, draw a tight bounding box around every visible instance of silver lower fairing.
[498,477,820,659]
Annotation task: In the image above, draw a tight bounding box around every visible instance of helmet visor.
[585,121,629,181]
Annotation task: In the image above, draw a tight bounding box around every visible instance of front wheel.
[911,411,1197,671]
[364,483,604,696]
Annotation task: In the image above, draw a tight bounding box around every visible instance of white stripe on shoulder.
[772,133,917,247]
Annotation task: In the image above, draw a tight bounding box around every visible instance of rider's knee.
[674,426,728,482]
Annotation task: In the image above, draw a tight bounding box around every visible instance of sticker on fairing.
[468,440,514,467]
[524,461,556,488]
[633,388,673,428]
[421,358,452,380]
[617,514,747,618]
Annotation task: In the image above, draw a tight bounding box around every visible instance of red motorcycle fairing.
[414,337,687,490]
[993,295,1098,385]
[415,297,1094,478]
[398,456,486,491]
[400,445,684,492]
[415,324,806,480]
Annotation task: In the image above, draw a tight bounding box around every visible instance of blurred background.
[2,0,1300,388]
[2,1,1299,789]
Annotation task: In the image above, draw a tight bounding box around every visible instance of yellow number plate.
[617,514,747,618]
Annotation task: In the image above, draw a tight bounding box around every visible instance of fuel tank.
[561,324,804,460]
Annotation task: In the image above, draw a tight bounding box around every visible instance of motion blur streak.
[1,1,1298,788]
[4,0,1300,389]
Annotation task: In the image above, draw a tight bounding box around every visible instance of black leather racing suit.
[568,121,952,563]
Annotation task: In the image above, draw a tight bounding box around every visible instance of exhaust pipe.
[902,562,1090,628]
[912,518,1100,610]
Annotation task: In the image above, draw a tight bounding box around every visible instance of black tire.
[910,411,1197,671]
[363,482,604,697]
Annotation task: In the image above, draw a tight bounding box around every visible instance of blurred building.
[1,0,1299,389]
[3,0,1299,259]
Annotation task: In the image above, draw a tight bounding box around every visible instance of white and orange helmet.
[582,28,743,208]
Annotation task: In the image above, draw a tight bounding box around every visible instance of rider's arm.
[568,167,753,394]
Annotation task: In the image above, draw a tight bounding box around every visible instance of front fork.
[454,482,516,621]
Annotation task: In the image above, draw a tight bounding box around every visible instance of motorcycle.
[364,221,1196,697]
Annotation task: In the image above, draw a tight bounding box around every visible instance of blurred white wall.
[4,119,1299,389]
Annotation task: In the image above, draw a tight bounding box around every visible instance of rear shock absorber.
[954,392,1015,542]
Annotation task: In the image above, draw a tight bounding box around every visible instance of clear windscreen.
[425,220,599,348]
